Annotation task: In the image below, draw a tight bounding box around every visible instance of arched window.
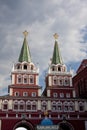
[23,92,28,96]
[23,75,28,84]
[51,101,57,111]
[41,101,47,111]
[79,102,84,112]
[64,77,70,86]
[26,101,31,111]
[69,102,74,112]
[58,66,61,71]
[63,102,69,112]
[29,75,34,84]
[32,101,37,111]
[19,100,25,111]
[66,93,70,98]
[31,92,36,97]
[2,100,8,111]
[60,93,64,98]
[31,65,34,70]
[58,77,63,86]
[53,76,58,85]
[23,64,27,70]
[17,64,22,70]
[14,92,19,96]
[51,66,55,71]
[57,102,62,111]
[53,92,58,97]
[13,100,19,111]
[17,75,22,84]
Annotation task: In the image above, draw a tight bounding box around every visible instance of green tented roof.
[51,40,63,65]
[18,37,31,62]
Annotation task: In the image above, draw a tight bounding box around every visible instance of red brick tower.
[44,33,75,99]
[9,31,41,98]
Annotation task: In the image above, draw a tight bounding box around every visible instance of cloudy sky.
[0,0,87,95]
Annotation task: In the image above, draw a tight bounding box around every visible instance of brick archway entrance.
[13,120,34,130]
[58,121,74,130]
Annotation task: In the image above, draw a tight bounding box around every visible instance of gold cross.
[23,30,28,38]
[53,33,59,39]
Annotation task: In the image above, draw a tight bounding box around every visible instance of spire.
[18,31,31,63]
[51,33,63,65]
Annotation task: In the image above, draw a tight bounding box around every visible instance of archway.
[13,120,34,130]
[15,127,27,130]
[58,121,74,130]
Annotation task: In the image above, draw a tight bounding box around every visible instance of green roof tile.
[52,40,63,65]
[18,37,31,62]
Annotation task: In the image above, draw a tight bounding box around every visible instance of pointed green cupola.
[51,33,63,65]
[18,31,31,63]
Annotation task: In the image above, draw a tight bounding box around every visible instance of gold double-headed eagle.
[23,30,28,38]
[23,31,58,40]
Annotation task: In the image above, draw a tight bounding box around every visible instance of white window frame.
[14,92,19,96]
[17,74,22,84]
[19,100,25,111]
[53,76,58,85]
[57,102,62,112]
[53,93,58,97]
[23,75,28,84]
[32,101,37,111]
[23,92,28,96]
[29,75,34,84]
[60,93,64,98]
[79,102,84,112]
[66,93,70,98]
[2,100,8,111]
[64,77,70,86]
[41,101,47,111]
[13,100,19,111]
[26,101,31,111]
[31,92,36,97]
[69,102,75,112]
[63,102,69,112]
[58,77,63,86]
[51,101,57,111]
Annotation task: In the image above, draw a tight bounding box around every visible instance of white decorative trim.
[48,100,51,110]
[70,77,72,86]
[12,74,15,84]
[36,75,38,85]
[0,100,2,109]
[84,101,87,111]
[10,88,13,96]
[73,90,76,98]
[8,100,12,109]
[38,89,41,96]
[47,90,50,97]
[75,101,79,111]
[37,100,41,110]
[49,76,52,86]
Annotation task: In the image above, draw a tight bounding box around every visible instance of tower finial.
[23,30,28,38]
[53,33,59,40]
